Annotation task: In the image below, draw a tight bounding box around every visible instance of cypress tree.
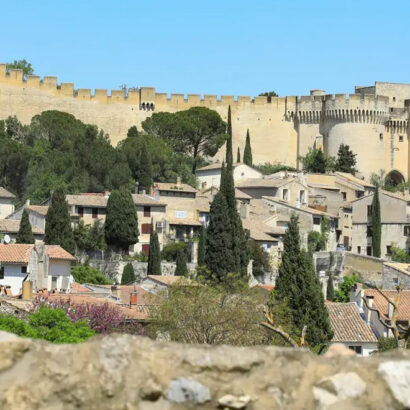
[237,147,241,163]
[205,192,235,280]
[197,225,206,266]
[175,248,188,276]
[105,188,139,252]
[138,142,153,193]
[121,262,136,285]
[243,129,253,166]
[147,222,161,275]
[225,106,233,165]
[275,214,333,345]
[372,186,381,257]
[327,273,334,301]
[44,188,75,254]
[16,209,34,244]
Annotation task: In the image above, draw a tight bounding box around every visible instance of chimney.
[111,285,121,300]
[388,301,394,319]
[22,280,33,300]
[134,181,139,194]
[240,202,249,219]
[25,199,30,208]
[350,282,363,304]
[365,295,374,322]
[201,181,206,190]
[141,189,146,195]
[130,290,138,306]
[176,176,181,186]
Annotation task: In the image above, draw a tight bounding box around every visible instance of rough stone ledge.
[0,331,409,410]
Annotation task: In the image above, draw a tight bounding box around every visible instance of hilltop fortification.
[0,64,409,180]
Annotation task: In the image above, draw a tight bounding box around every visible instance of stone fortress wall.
[0,64,409,180]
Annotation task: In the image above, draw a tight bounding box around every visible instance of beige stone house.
[350,190,410,258]
[0,187,15,219]
[0,219,44,242]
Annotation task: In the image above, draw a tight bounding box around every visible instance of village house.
[0,187,15,219]
[195,162,262,189]
[0,219,44,242]
[7,202,49,236]
[326,301,378,356]
[350,190,410,258]
[0,244,75,295]
[382,262,410,289]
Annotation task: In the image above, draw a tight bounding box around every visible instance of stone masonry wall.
[0,331,409,409]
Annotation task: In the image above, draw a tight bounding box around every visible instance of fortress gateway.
[0,64,409,181]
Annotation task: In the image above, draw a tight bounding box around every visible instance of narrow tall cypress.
[372,186,381,257]
[44,188,75,254]
[16,209,34,244]
[225,105,233,165]
[121,263,136,285]
[243,129,253,166]
[327,273,334,301]
[197,225,206,266]
[147,221,161,275]
[138,142,153,193]
[175,248,188,276]
[237,147,241,163]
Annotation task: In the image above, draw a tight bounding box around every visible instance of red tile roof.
[45,246,76,261]
[28,205,49,216]
[0,244,33,263]
[326,302,378,343]
[0,187,15,199]
[364,289,410,322]
[70,282,92,293]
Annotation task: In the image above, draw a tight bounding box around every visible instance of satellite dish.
[3,235,10,244]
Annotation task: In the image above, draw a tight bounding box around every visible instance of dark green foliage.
[127,126,139,138]
[197,225,206,266]
[175,248,188,276]
[237,147,241,163]
[6,59,34,76]
[308,231,324,252]
[161,242,187,262]
[248,239,270,277]
[71,265,111,284]
[334,273,361,302]
[390,245,410,263]
[259,91,278,102]
[254,163,297,175]
[326,273,334,301]
[44,188,75,254]
[147,223,161,275]
[226,106,233,165]
[74,220,107,253]
[243,129,253,166]
[121,263,136,285]
[372,187,381,258]
[378,337,399,352]
[275,215,333,345]
[137,142,153,193]
[299,148,334,174]
[335,144,357,175]
[0,306,95,343]
[16,209,34,244]
[105,188,139,251]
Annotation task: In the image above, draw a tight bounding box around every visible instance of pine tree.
[147,222,161,275]
[275,215,333,345]
[335,144,357,175]
[237,147,241,163]
[16,209,34,244]
[138,142,153,193]
[105,188,139,252]
[327,273,334,301]
[225,106,233,165]
[127,125,139,138]
[372,186,381,257]
[243,129,253,166]
[44,188,75,254]
[175,248,188,276]
[121,263,136,285]
[197,225,206,266]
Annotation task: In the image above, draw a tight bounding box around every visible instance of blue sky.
[1,0,409,97]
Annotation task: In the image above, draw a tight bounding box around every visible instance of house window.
[142,244,150,256]
[282,189,289,201]
[393,277,399,284]
[367,205,373,217]
[21,266,27,274]
[367,246,372,256]
[356,191,364,199]
[78,206,84,217]
[92,208,98,219]
[379,133,383,141]
[51,276,57,289]
[313,217,321,225]
[143,206,151,217]
[348,345,362,355]
[0,266,4,279]
[341,192,347,201]
[357,246,361,254]
[404,226,410,236]
[367,226,373,237]
[393,97,396,102]
[141,223,151,234]
[399,135,404,142]
[386,245,392,255]
[390,108,394,113]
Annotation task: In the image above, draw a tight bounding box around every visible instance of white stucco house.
[195,163,262,189]
[326,301,378,356]
[0,244,75,295]
[0,187,15,219]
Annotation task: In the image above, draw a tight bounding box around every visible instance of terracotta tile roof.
[28,205,49,216]
[44,245,76,261]
[132,194,166,206]
[335,172,375,189]
[0,219,44,235]
[70,282,92,293]
[66,194,108,207]
[236,177,296,189]
[196,162,246,172]
[0,187,15,199]
[0,244,33,263]
[167,217,202,226]
[363,289,410,322]
[235,188,252,200]
[145,275,191,287]
[326,302,378,343]
[242,217,281,242]
[155,182,197,193]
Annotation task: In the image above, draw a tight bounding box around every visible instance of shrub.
[161,242,187,262]
[71,265,111,285]
[378,337,398,352]
[334,273,361,302]
[0,314,35,338]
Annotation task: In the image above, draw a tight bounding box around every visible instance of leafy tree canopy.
[6,59,34,76]
[71,265,111,285]
[334,273,361,302]
[299,148,335,174]
[335,144,357,175]
[253,163,296,175]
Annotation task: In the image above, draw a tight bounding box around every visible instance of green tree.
[44,188,75,254]
[275,215,333,345]
[121,263,136,285]
[175,248,188,276]
[308,231,323,252]
[71,265,111,284]
[248,239,270,277]
[225,105,233,165]
[147,223,161,275]
[105,188,139,251]
[243,129,253,166]
[335,144,357,175]
[300,148,334,174]
[16,209,34,244]
[254,163,297,175]
[334,273,361,302]
[197,225,206,266]
[137,141,153,193]
[6,59,34,76]
[390,245,410,263]
[372,187,382,257]
[259,91,278,102]
[127,125,139,138]
[327,273,334,301]
[237,147,241,163]
[161,242,187,262]
[378,337,398,352]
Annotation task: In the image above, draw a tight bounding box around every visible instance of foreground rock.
[0,332,409,409]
